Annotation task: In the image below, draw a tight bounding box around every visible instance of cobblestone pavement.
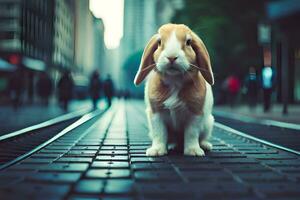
[0,100,300,199]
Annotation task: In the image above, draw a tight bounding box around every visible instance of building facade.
[0,0,78,102]
[267,0,300,105]
[0,0,54,101]
[52,0,74,71]
[74,0,95,75]
[73,0,105,92]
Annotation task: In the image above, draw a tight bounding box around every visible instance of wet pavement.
[0,100,299,199]
[0,100,94,135]
[214,115,300,151]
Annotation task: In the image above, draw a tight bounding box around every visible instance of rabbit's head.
[134,24,214,85]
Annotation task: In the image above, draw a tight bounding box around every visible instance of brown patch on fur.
[134,34,159,85]
[190,31,214,85]
[148,73,171,112]
[178,73,206,115]
[148,71,206,115]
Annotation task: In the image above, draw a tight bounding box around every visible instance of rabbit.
[134,24,214,156]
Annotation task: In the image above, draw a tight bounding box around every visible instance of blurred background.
[0,0,299,118]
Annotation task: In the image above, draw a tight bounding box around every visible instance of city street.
[1,0,300,199]
[0,100,299,199]
[0,100,93,135]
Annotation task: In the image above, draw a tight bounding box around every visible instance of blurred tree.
[123,50,144,97]
[172,0,266,81]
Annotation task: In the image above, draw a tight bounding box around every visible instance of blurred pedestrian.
[103,74,114,108]
[261,66,276,112]
[225,74,241,108]
[89,70,102,110]
[37,72,53,106]
[8,68,23,110]
[245,67,258,109]
[57,70,74,111]
[124,89,130,99]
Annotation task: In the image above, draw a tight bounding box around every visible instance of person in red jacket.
[225,75,241,107]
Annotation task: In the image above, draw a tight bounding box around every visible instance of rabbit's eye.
[158,39,161,46]
[186,39,192,46]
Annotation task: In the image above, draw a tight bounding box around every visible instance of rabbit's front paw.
[146,145,167,156]
[200,141,213,151]
[184,146,205,156]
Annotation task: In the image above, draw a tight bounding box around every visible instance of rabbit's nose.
[167,56,178,64]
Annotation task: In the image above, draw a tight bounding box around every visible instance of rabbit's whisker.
[141,63,156,72]
[183,68,201,91]
[188,63,210,73]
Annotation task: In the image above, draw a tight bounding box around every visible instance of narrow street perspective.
[0,0,300,199]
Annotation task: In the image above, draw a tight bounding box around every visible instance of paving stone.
[68,195,99,200]
[10,163,47,170]
[104,180,134,194]
[134,170,181,181]
[23,158,55,164]
[254,183,300,198]
[75,143,101,146]
[96,155,129,161]
[101,196,134,200]
[243,150,279,154]
[39,163,89,172]
[98,150,128,155]
[237,172,286,183]
[26,172,81,183]
[259,159,300,166]
[136,182,195,199]
[44,146,72,150]
[206,152,246,158]
[75,142,102,146]
[55,157,93,163]
[31,153,62,158]
[130,157,165,163]
[247,153,297,160]
[101,145,128,150]
[67,150,98,156]
[168,156,213,164]
[128,149,146,154]
[0,182,70,199]
[0,173,26,186]
[63,154,95,158]
[99,146,116,150]
[215,157,259,164]
[175,163,223,171]
[103,141,127,145]
[86,169,131,179]
[224,164,271,173]
[132,163,173,171]
[91,161,129,169]
[128,146,148,150]
[181,170,234,182]
[71,146,99,150]
[74,179,104,194]
[39,149,67,154]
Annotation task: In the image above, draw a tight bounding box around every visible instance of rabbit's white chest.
[163,88,190,129]
[163,90,184,110]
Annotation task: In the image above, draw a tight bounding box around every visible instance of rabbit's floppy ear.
[191,31,214,85]
[134,34,159,86]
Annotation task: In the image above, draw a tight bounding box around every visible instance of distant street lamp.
[258,23,271,45]
[281,34,289,115]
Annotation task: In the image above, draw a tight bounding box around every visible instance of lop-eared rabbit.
[134,24,214,156]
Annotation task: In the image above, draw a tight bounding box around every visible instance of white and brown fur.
[134,24,214,156]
